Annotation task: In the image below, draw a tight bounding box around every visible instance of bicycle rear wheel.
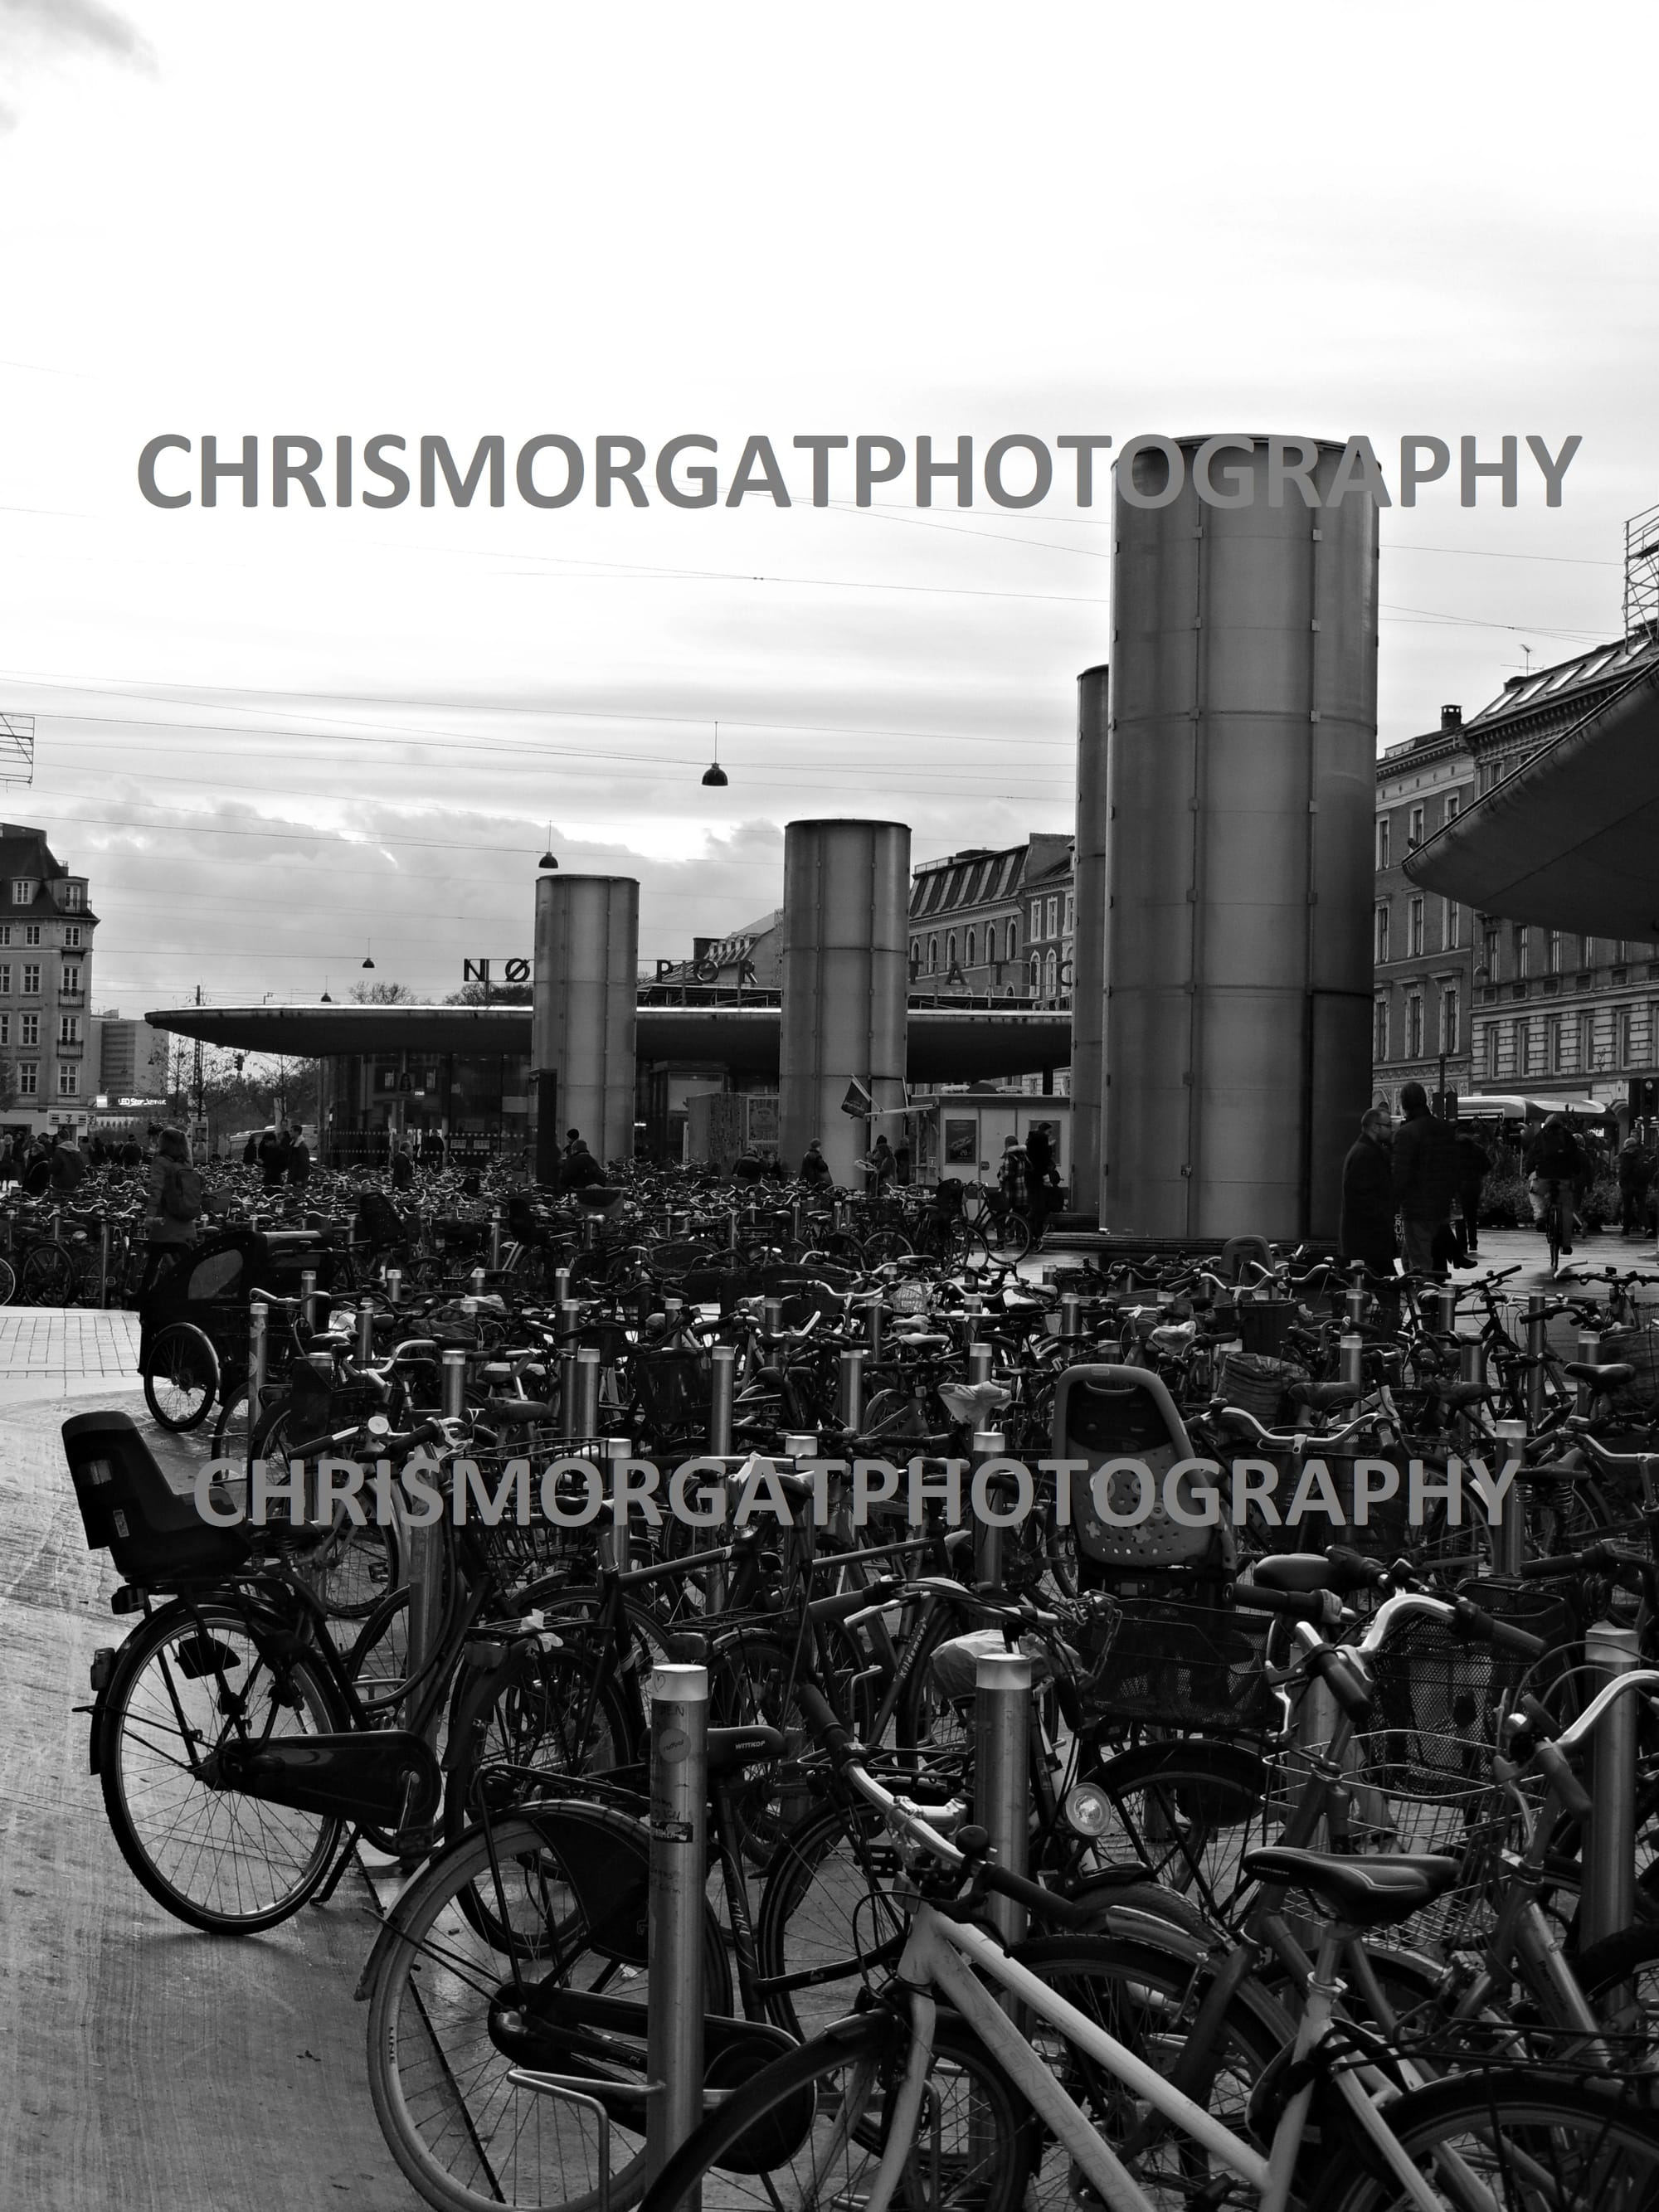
[142,1320,220,1430]
[20,1240,79,1305]
[100,1600,345,1932]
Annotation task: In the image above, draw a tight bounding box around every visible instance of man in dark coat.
[1392,1081,1462,1281]
[561,1140,604,1192]
[1340,1106,1397,1277]
[1618,1134,1653,1237]
[1454,1128,1491,1257]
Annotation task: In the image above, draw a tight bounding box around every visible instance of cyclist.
[1526,1110,1584,1269]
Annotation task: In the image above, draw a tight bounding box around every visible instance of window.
[0,965,8,994]
[1029,953,1041,995]
[910,938,920,969]
[11,879,33,904]
[63,882,84,911]
[1444,900,1461,950]
[59,1014,78,1045]
[1006,920,1019,960]
[22,964,39,994]
[23,924,40,947]
[1578,1011,1594,1070]
[1376,818,1390,868]
[1483,1023,1498,1080]
[965,927,976,968]
[61,965,80,996]
[1374,999,1388,1060]
[1408,897,1424,957]
[1044,950,1058,999]
[57,1062,76,1096]
[1650,1003,1659,1067]
[1445,794,1461,824]
[1515,927,1530,980]
[946,931,957,972]
[1374,903,1390,961]
[927,936,937,973]
[1483,924,1501,980]
[1619,1009,1635,1066]
[1408,804,1424,848]
[1515,1015,1530,1072]
[17,1062,36,1096]
[1407,995,1423,1057]
[19,1012,38,1048]
[1548,930,1562,975]
[0,1014,7,1046]
[1550,1017,1568,1072]
[0,926,9,946]
[1029,900,1042,939]
[1441,988,1459,1055]
[1046,896,1058,939]
[1063,893,1074,937]
[63,925,81,950]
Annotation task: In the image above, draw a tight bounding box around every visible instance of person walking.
[389,1139,417,1194]
[862,1135,896,1193]
[138,1126,202,1302]
[799,1139,830,1188]
[49,1132,86,1195]
[1454,1126,1491,1258]
[257,1126,285,1193]
[1391,1082,1462,1282]
[1024,1125,1059,1239]
[285,1121,311,1186]
[1618,1132,1653,1237]
[1340,1105,1397,1278]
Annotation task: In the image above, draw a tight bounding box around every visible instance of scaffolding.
[1626,503,1659,642]
[0,712,33,785]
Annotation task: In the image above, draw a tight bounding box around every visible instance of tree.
[445,981,533,1006]
[351,980,419,1004]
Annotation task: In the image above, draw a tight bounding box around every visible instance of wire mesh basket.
[1078,1593,1276,1736]
[1337,1732,1523,1952]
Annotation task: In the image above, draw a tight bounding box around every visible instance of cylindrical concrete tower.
[1103,438,1378,1239]
[779,820,910,1187]
[1070,664,1109,1223]
[532,874,640,1176]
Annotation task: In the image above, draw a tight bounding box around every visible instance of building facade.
[0,822,95,1129]
[1374,635,1659,1113]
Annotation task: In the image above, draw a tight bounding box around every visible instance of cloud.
[0,0,153,66]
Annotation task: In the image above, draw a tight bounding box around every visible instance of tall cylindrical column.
[1103,438,1379,1238]
[532,873,640,1176]
[1072,664,1109,1223]
[778,819,910,1189]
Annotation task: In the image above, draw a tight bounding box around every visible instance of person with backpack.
[1526,1112,1584,1263]
[138,1126,203,1300]
[49,1134,86,1194]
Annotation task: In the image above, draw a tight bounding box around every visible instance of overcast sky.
[0,1,1653,1014]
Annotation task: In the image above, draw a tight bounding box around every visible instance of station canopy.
[1405,658,1659,936]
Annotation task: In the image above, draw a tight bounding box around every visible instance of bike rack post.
[580,1213,599,1253]
[573,1345,602,1441]
[836,1347,864,1432]
[489,1213,503,1271]
[440,1347,467,1419]
[300,1269,319,1333]
[469,1266,487,1298]
[762,1296,785,1336]
[97,1218,112,1308]
[1488,1416,1527,1578]
[554,1266,572,1309]
[248,1299,269,1416]
[1434,1284,1457,1334]
[967,1342,994,1387]
[356,1303,376,1363]
[790,1198,805,1244]
[1344,1282,1368,1329]
[1339,1328,1365,1391]
[384,1266,402,1307]
[1459,1334,1485,1388]
[645,1660,707,2194]
[1574,1329,1603,1417]
[864,1292,884,1358]
[727,1208,738,1253]
[1059,1292,1082,1340]
[974,1647,1030,1962]
[708,1345,735,1455]
[971,1427,1007,1591]
[1583,1619,1641,1947]
[1526,1292,1549,1425]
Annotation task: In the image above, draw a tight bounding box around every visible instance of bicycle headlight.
[1063,1782,1112,1839]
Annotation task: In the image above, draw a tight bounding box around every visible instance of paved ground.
[0,1359,421,2210]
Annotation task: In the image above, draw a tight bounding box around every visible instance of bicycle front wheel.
[1312,2069,1659,2212]
[142,1320,219,1431]
[100,1601,345,1932]
[639,2009,1034,2212]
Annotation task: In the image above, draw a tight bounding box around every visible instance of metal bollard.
[971,1428,1008,1591]
[645,1663,707,2190]
[469,1266,487,1298]
[248,1300,270,1413]
[1489,1417,1528,1578]
[385,1266,402,1307]
[762,1296,785,1336]
[1459,1335,1486,1388]
[489,1213,503,1271]
[440,1347,467,1420]
[1526,1292,1549,1426]
[790,1199,805,1245]
[1339,1329,1365,1391]
[967,1342,995,1387]
[554,1266,572,1310]
[1059,1292,1081,1340]
[1583,1620,1641,1947]
[581,1213,598,1252]
[1434,1284,1457,1335]
[1345,1285,1368,1330]
[708,1344,735,1455]
[974,1650,1031,1963]
[572,1346,602,1441]
[837,1348,865,1432]
[727,1208,739,1253]
[97,1218,112,1308]
[404,1510,445,1751]
[300,1269,319,1332]
[864,1293,884,1358]
[356,1303,376,1362]
[1574,1329,1604,1417]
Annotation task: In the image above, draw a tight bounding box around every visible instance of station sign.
[464,957,531,985]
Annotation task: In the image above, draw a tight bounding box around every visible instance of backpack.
[1533,1126,1581,1180]
[164,1166,204,1223]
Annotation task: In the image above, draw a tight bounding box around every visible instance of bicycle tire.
[990,1212,1033,1262]
[100,1598,346,1932]
[142,1319,220,1430]
[247,1394,402,1619]
[0,1252,16,1305]
[1311,2068,1659,2212]
[440,1636,640,1858]
[1081,1738,1272,1925]
[754,1796,919,2041]
[366,1813,731,2212]
[638,2008,1034,2212]
[210,1378,254,1464]
[20,1240,80,1305]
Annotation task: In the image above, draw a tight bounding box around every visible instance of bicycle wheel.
[20,1240,78,1305]
[441,1635,639,1858]
[0,1252,16,1305]
[990,1211,1032,1262]
[755,1796,914,2041]
[142,1320,220,1430]
[1311,2069,1659,2212]
[210,1378,254,1465]
[1082,1739,1272,1925]
[367,1814,730,2212]
[639,2008,1034,2212]
[100,1599,346,1932]
[861,1228,915,1265]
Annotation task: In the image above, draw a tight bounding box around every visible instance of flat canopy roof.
[1406,658,1659,936]
[146,1001,1074,1079]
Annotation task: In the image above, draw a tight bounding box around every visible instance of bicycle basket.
[1362,1609,1535,1795]
[1596,1323,1659,1416]
[1220,1351,1308,1427]
[1082,1595,1272,1734]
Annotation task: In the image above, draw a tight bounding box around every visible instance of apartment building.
[0,822,95,1124]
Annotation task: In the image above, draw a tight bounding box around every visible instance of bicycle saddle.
[1290,1381,1363,1412]
[704,1723,786,1777]
[1240,1848,1459,1929]
[1564,1360,1635,1387]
